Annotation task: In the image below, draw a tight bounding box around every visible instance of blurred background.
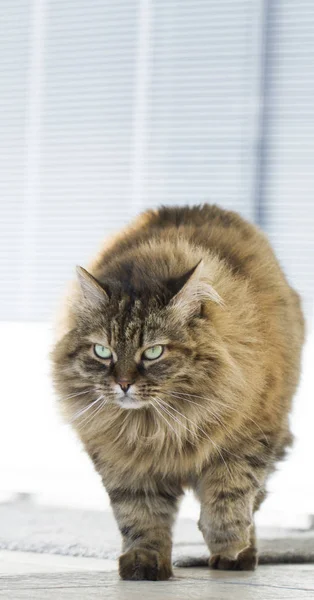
[1,0,313,528]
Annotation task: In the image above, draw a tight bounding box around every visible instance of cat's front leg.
[195,460,265,571]
[108,483,182,580]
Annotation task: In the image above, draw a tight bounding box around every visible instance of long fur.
[51,204,305,580]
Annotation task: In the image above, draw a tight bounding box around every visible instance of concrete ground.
[0,551,313,599]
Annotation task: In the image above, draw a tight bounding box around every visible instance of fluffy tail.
[174,550,314,568]
[259,551,314,564]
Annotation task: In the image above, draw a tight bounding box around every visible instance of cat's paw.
[209,547,258,571]
[119,548,173,581]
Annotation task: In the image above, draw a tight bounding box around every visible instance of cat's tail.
[173,551,314,567]
[259,551,314,564]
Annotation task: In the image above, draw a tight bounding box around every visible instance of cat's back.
[89,204,301,314]
[99,204,297,301]
[143,204,304,414]
[144,204,284,284]
[147,204,303,330]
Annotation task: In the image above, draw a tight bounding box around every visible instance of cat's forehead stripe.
[110,299,143,350]
[110,318,119,348]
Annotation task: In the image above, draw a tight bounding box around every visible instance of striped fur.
[51,204,304,579]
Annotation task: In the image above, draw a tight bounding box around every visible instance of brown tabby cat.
[51,204,304,580]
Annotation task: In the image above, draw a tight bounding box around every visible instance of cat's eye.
[93,344,112,359]
[142,345,164,361]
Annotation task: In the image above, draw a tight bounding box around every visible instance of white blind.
[0,1,31,319]
[142,0,262,216]
[0,0,313,321]
[32,0,138,319]
[262,0,314,318]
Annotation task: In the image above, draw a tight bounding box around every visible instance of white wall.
[1,320,313,528]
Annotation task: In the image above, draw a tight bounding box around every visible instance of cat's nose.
[117,379,133,394]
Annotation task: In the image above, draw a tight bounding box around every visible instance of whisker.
[156,398,220,456]
[70,395,103,424]
[167,390,268,444]
[169,402,270,471]
[155,399,255,481]
[156,397,232,475]
[62,389,93,401]
[154,397,197,446]
[158,397,212,438]
[167,392,225,426]
[77,396,107,430]
[167,394,236,445]
[167,394,261,454]
[152,401,182,443]
[167,390,238,412]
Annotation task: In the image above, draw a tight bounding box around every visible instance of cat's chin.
[115,396,148,410]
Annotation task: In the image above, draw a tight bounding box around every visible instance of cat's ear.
[76,266,109,307]
[168,259,223,319]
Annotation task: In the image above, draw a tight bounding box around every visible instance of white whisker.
[152,401,182,443]
[77,396,107,430]
[166,393,245,454]
[156,397,232,475]
[154,397,197,446]
[167,390,237,412]
[167,390,268,445]
[62,389,93,401]
[167,391,225,426]
[70,395,103,424]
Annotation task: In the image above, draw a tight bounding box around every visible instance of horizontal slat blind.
[0,0,313,321]
[35,0,138,319]
[0,1,31,319]
[262,0,314,318]
[1,1,139,321]
[144,0,261,216]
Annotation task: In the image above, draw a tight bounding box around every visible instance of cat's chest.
[88,431,211,487]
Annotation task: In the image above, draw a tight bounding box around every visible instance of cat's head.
[52,253,227,434]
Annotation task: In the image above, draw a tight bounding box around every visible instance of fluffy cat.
[51,204,305,580]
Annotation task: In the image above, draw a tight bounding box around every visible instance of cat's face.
[61,296,196,411]
[52,262,224,428]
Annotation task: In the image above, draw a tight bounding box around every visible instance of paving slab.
[0,553,313,600]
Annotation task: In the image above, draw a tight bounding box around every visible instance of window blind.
[260,0,314,318]
[0,0,313,321]
[0,1,31,319]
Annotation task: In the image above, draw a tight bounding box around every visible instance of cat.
[51,204,305,580]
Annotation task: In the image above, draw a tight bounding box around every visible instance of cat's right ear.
[76,266,109,307]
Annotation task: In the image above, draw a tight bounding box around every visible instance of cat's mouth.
[115,394,148,410]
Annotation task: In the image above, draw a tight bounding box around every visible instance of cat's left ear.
[167,259,223,320]
[76,266,109,307]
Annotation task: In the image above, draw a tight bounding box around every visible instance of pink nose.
[117,379,133,393]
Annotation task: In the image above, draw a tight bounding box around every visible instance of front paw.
[119,548,173,581]
[209,546,258,571]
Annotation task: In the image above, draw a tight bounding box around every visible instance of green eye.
[94,344,112,359]
[142,345,164,361]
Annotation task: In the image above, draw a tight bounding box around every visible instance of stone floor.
[0,551,313,599]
